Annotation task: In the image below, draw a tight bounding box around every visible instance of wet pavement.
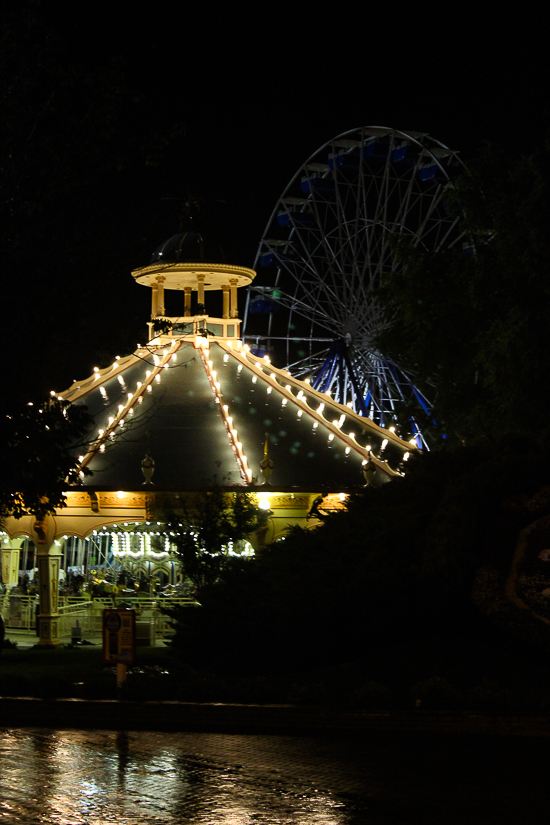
[1,728,549,823]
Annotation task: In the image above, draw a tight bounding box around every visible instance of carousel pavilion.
[1,230,415,645]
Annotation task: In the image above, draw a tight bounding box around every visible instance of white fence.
[0,594,196,641]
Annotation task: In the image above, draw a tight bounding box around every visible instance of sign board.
[102,608,136,664]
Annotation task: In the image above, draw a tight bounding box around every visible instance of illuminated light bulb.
[237,364,243,372]
[118,405,124,413]
[100,387,107,397]
[258,498,270,510]
[223,353,229,362]
[362,459,367,466]
[339,493,346,501]
[117,491,125,499]
[215,381,220,390]
[227,341,233,349]
[297,390,304,400]
[404,452,410,461]
[389,426,396,433]
[236,441,242,450]
[345,447,350,455]
[338,414,346,427]
[252,376,257,383]
[270,373,275,379]
[282,399,287,406]
[266,387,272,394]
[244,344,250,352]
[208,360,213,368]
[328,434,334,441]
[285,384,291,391]
[409,438,417,445]
[227,416,233,426]
[153,355,160,366]
[264,355,270,363]
[246,468,253,479]
[347,402,353,408]
[112,362,117,369]
[93,367,99,373]
[98,429,104,436]
[136,382,142,388]
[129,408,134,415]
[256,362,262,368]
[313,422,318,429]
[366,444,372,451]
[138,396,143,403]
[147,385,152,393]
[163,349,168,357]
[211,370,217,381]
[305,378,311,384]
[146,370,151,378]
[50,390,55,396]
[155,374,160,383]
[317,403,325,413]
[100,444,105,453]
[231,429,238,437]
[349,432,355,439]
[163,363,169,369]
[78,455,84,462]
[381,438,388,450]
[108,417,114,425]
[297,410,303,418]
[223,404,229,412]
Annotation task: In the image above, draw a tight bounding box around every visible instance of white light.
[389,426,396,433]
[258,499,270,510]
[317,403,325,414]
[155,374,160,383]
[297,410,303,418]
[313,422,318,429]
[223,353,229,362]
[381,438,388,450]
[223,404,229,412]
[328,434,334,441]
[404,452,410,461]
[117,491,125,499]
[267,387,272,394]
[338,414,345,427]
[282,398,287,406]
[237,364,243,372]
[345,447,350,455]
[339,493,346,501]
[252,376,257,383]
[227,416,233,426]
[297,390,304,400]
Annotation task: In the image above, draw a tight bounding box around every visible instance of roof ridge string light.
[197,342,251,484]
[77,342,183,474]
[219,340,407,478]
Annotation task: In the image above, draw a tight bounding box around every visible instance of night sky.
[3,3,548,397]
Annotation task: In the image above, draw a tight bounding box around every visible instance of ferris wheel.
[242,126,466,448]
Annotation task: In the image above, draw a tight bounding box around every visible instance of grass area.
[3,634,550,712]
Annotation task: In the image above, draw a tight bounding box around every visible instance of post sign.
[102,608,136,664]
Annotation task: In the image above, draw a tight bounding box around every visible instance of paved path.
[1,728,549,823]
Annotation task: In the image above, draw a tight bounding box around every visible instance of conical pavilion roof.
[60,336,415,491]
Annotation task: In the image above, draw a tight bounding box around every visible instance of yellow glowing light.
[117,491,125,499]
[339,493,346,501]
[389,426,396,433]
[258,499,270,510]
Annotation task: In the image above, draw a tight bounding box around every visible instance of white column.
[1,540,22,588]
[184,287,192,317]
[32,514,62,647]
[197,274,206,314]
[156,277,165,316]
[222,285,230,319]
[230,279,238,318]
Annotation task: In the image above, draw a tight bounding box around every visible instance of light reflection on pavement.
[0,728,549,824]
